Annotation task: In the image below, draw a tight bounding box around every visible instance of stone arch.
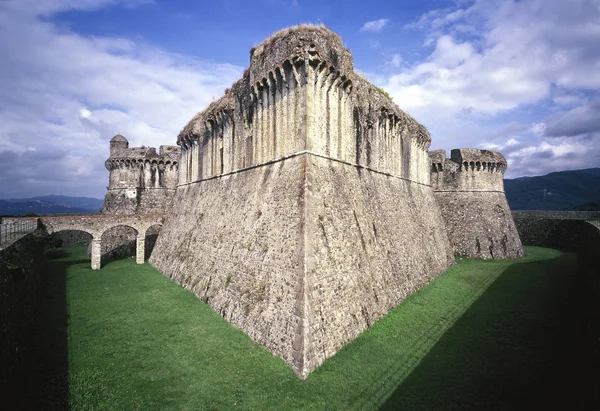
[51,229,93,248]
[143,223,163,260]
[99,224,139,263]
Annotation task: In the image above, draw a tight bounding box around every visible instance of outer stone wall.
[152,25,453,378]
[0,232,47,393]
[53,230,91,246]
[512,210,600,219]
[151,153,453,378]
[151,156,306,373]
[513,217,586,251]
[430,149,524,259]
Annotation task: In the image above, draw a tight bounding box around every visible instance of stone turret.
[103,136,180,214]
[109,134,129,156]
[96,136,180,262]
[151,25,453,379]
[430,148,524,259]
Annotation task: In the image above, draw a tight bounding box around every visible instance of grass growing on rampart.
[22,246,586,410]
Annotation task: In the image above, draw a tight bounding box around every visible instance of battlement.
[430,148,507,192]
[105,135,180,172]
[430,148,507,175]
[177,25,431,187]
[102,135,180,215]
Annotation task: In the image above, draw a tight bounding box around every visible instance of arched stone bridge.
[39,214,166,270]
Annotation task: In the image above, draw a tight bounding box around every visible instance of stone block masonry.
[430,148,524,259]
[103,135,180,215]
[150,25,454,378]
[98,135,180,260]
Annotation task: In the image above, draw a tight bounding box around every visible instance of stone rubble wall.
[101,188,176,215]
[152,25,452,379]
[53,230,92,246]
[577,221,600,402]
[100,138,179,259]
[0,232,47,391]
[512,210,600,219]
[303,155,454,371]
[430,149,524,259]
[150,153,454,377]
[436,191,523,258]
[151,156,306,374]
[513,217,587,251]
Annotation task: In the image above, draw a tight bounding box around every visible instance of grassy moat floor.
[15,245,593,410]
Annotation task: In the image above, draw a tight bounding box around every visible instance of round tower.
[103,135,180,214]
[430,148,524,259]
[110,134,129,156]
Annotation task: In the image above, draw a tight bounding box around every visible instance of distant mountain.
[0,195,103,216]
[505,168,600,210]
[16,195,104,211]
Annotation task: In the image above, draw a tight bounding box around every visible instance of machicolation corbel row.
[104,134,180,214]
[98,134,180,260]
[148,25,522,379]
[429,148,524,259]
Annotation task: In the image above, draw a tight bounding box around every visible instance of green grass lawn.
[22,245,587,410]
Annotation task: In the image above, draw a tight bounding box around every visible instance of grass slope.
[24,246,584,410]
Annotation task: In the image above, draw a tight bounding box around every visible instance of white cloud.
[386,53,403,68]
[389,0,600,117]
[384,0,600,177]
[0,0,242,198]
[360,18,390,33]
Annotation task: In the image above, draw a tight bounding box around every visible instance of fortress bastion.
[429,148,524,259]
[150,25,455,378]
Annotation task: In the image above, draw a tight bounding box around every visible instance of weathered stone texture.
[512,210,600,219]
[40,214,165,269]
[430,149,524,259]
[103,135,180,215]
[151,25,455,378]
[302,155,454,369]
[100,135,179,259]
[514,217,585,251]
[151,156,306,371]
[177,26,430,187]
[53,230,91,246]
[151,153,454,377]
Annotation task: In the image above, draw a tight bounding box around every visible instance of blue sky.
[1,0,600,199]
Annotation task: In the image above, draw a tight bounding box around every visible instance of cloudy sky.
[1,0,599,199]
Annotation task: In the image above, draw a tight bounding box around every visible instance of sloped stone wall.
[0,233,47,391]
[152,25,454,379]
[436,191,523,258]
[430,149,524,259]
[150,153,454,377]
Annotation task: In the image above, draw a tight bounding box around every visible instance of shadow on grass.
[378,252,590,410]
[15,248,80,409]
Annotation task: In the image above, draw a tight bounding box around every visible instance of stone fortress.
[98,134,180,259]
[430,148,523,259]
[82,25,522,378]
[104,134,180,214]
[136,25,524,379]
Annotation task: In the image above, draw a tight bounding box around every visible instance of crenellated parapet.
[177,25,431,187]
[430,148,507,192]
[102,135,180,214]
[429,148,523,260]
[105,157,178,174]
